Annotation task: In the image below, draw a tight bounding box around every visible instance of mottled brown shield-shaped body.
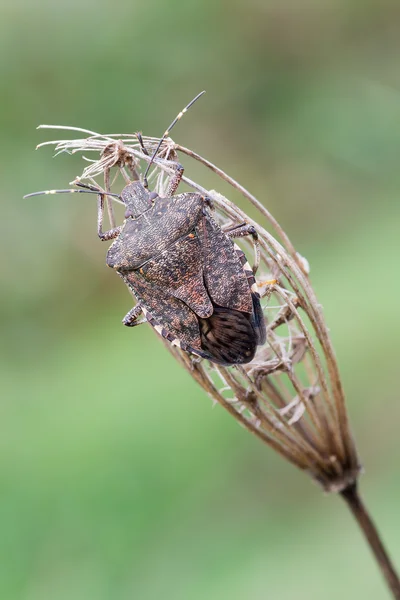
[107,181,266,365]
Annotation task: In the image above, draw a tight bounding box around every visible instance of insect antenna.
[143,90,206,188]
[24,186,122,202]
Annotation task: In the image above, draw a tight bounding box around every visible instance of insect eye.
[149,191,158,202]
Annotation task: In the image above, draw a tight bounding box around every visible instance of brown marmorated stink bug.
[25,93,266,365]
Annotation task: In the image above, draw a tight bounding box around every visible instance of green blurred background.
[2,1,400,598]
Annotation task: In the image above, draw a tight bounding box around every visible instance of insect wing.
[195,213,267,361]
[121,270,206,355]
[196,214,253,313]
[137,235,213,319]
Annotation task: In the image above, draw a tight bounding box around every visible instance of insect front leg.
[148,157,185,197]
[122,303,147,327]
[102,167,116,229]
[225,223,260,275]
[165,162,184,196]
[97,192,123,241]
[136,132,150,156]
[143,153,184,197]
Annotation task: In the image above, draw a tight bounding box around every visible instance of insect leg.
[138,135,183,196]
[136,132,150,156]
[102,166,117,229]
[97,192,123,241]
[225,223,260,275]
[73,181,122,241]
[122,304,147,327]
[165,162,184,196]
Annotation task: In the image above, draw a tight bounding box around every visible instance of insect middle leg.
[225,223,260,275]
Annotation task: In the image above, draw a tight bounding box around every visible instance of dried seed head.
[34,125,361,493]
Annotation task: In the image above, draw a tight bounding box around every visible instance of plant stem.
[341,483,400,599]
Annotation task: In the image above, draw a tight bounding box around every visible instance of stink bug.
[25,93,266,365]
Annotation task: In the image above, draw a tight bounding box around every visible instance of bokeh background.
[2,1,400,598]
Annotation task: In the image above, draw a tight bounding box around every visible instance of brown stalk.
[342,484,400,600]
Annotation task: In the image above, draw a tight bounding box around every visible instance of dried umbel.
[33,122,400,598]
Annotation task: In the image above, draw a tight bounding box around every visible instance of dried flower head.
[36,123,360,492]
[32,122,399,598]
